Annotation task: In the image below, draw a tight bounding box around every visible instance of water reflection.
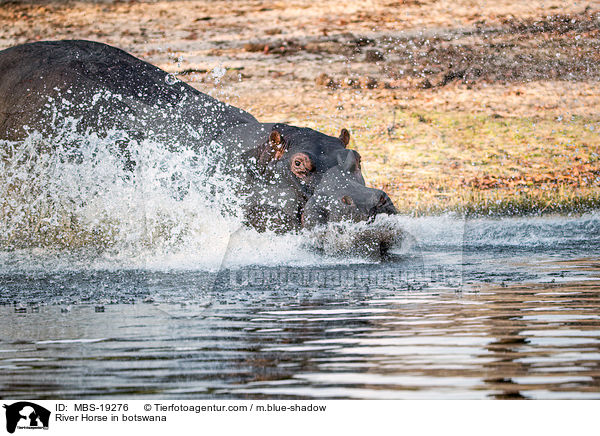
[1,244,600,399]
[1,267,598,399]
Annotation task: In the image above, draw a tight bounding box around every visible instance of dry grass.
[1,0,599,215]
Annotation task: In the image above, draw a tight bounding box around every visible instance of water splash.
[0,129,409,271]
[3,128,596,273]
[307,214,410,259]
[0,129,243,270]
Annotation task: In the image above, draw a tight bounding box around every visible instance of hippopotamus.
[0,40,396,234]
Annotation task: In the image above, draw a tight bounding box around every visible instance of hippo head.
[242,124,397,232]
[301,149,397,228]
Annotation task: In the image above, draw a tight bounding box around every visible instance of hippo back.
[0,40,257,148]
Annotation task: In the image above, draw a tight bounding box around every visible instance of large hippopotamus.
[0,40,396,233]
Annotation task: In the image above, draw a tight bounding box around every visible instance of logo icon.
[3,402,50,434]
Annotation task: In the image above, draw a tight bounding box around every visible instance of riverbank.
[1,0,598,215]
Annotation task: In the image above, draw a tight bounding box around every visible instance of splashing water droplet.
[211,67,226,84]
[165,74,178,85]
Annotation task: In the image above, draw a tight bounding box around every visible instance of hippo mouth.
[299,188,397,230]
[297,186,402,258]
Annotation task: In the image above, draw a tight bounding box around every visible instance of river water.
[1,214,599,399]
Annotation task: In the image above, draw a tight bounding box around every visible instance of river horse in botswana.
[0,40,397,233]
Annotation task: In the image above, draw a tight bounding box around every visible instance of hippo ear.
[257,129,287,167]
[270,130,282,146]
[339,128,350,147]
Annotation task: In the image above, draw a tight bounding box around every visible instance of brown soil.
[1,0,599,214]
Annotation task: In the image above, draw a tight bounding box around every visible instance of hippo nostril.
[341,195,353,206]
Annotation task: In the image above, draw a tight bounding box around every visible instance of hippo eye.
[290,153,314,180]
